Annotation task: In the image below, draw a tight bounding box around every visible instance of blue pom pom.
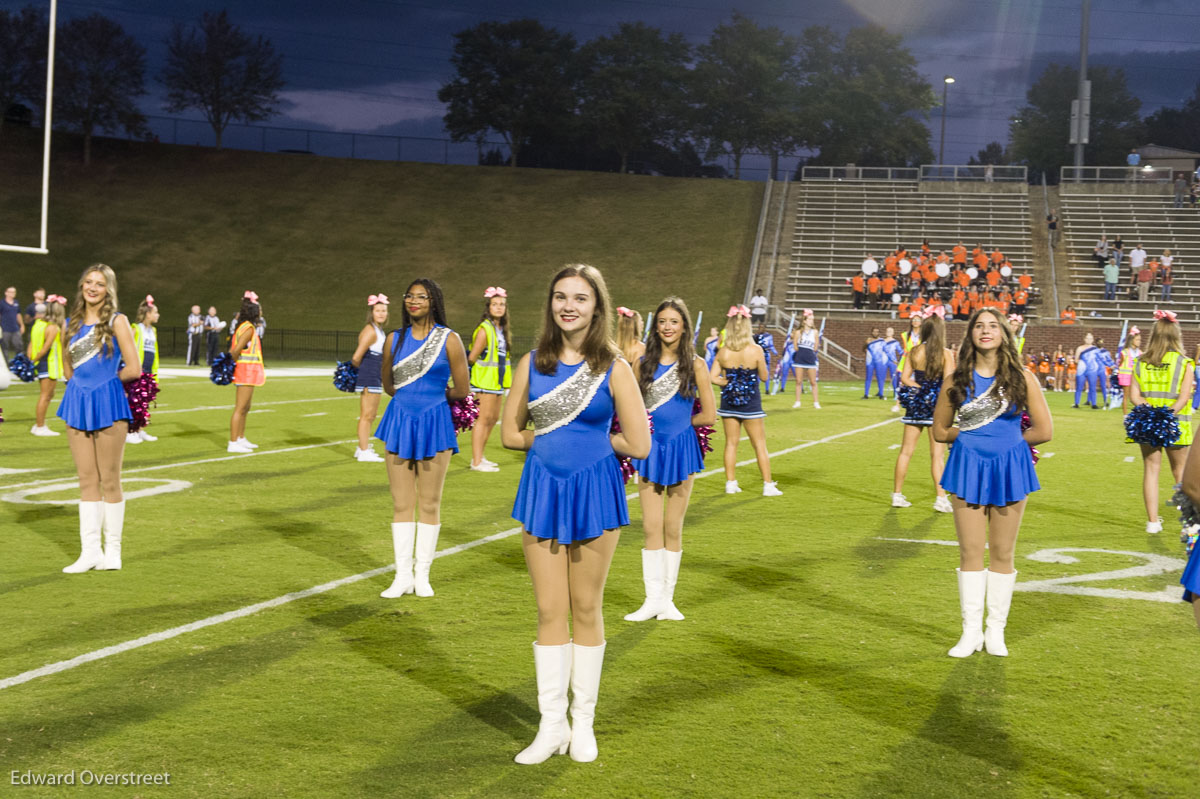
[722,368,757,408]
[1124,404,1181,447]
[8,353,37,382]
[209,352,235,386]
[333,360,358,393]
[898,379,939,418]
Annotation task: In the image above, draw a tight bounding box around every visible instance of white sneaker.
[812,402,821,410]
[227,441,253,454]
[355,447,384,462]
[891,404,901,413]
[125,432,142,444]
[139,430,157,442]
[934,495,954,513]
[469,460,499,472]
[792,401,802,409]
[30,425,60,437]
[482,457,499,468]
[238,437,259,449]
[1146,519,1163,534]
[725,480,742,494]
[891,492,912,508]
[763,481,783,497]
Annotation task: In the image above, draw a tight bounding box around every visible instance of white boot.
[138,429,157,442]
[63,501,105,573]
[948,569,987,658]
[125,432,142,444]
[984,570,1017,657]
[413,522,440,597]
[380,522,416,598]
[514,642,572,765]
[624,549,665,622]
[97,500,126,570]
[657,549,685,621]
[569,642,606,763]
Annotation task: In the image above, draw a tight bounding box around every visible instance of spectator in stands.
[749,288,768,325]
[1128,242,1147,277]
[1111,235,1124,267]
[1126,264,1139,300]
[204,305,222,365]
[952,241,967,270]
[1161,250,1175,301]
[1060,306,1077,325]
[881,273,897,312]
[1127,148,1140,167]
[1137,261,1154,302]
[850,272,865,309]
[1175,173,1189,208]
[867,272,882,309]
[1103,257,1120,301]
[1,286,24,361]
[1190,181,1199,209]
[1046,211,1059,247]
[23,287,45,328]
[1093,236,1109,269]
[1017,272,1032,292]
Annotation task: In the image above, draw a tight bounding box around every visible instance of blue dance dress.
[373,325,458,459]
[940,372,1039,506]
[512,355,629,544]
[632,361,704,486]
[56,319,132,431]
[1182,547,1200,603]
[718,367,765,419]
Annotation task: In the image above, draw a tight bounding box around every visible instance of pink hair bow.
[145,294,155,306]
[1129,326,1140,336]
[617,306,634,318]
[923,305,946,319]
[47,294,66,305]
[727,305,750,318]
[484,286,507,299]
[1008,314,1023,324]
[802,308,814,317]
[368,293,389,306]
[1154,309,1178,323]
[244,290,259,304]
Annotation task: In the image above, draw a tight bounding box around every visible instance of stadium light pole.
[938,76,955,170]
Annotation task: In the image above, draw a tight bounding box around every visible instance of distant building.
[1135,144,1200,178]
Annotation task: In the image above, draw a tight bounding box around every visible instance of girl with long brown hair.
[57,264,142,573]
[615,306,645,364]
[28,294,66,436]
[893,309,955,512]
[227,292,265,453]
[467,286,512,471]
[502,264,650,765]
[933,307,1052,659]
[348,294,390,462]
[625,297,716,623]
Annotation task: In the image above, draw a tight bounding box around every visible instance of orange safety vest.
[232,321,265,386]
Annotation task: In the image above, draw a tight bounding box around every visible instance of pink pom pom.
[692,398,714,456]
[124,374,160,433]
[611,411,654,484]
[450,394,479,434]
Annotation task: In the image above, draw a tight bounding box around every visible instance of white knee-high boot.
[948,569,986,658]
[97,500,126,570]
[413,522,440,597]
[514,642,572,765]
[984,570,1017,657]
[380,522,416,598]
[569,641,606,763]
[624,549,665,622]
[657,549,685,621]
[63,501,105,573]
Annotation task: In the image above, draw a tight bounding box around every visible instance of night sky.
[5,0,1199,168]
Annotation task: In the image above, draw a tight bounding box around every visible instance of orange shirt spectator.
[884,254,898,274]
[881,275,896,295]
[912,296,926,314]
[950,295,961,316]
[973,251,988,270]
[936,252,950,264]
[867,275,881,295]
[985,269,1001,288]
[991,248,1004,265]
[852,274,864,293]
[952,244,967,265]
[954,270,970,288]
[953,287,965,305]
[921,242,931,258]
[999,289,1012,304]
[898,302,911,318]
[896,248,908,261]
[1148,258,1161,278]
[1060,307,1077,325]
[1013,288,1028,309]
[1038,358,1051,375]
[922,264,937,283]
[1017,273,1032,290]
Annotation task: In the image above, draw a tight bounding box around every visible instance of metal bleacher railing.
[1060,166,1174,184]
[801,165,1028,183]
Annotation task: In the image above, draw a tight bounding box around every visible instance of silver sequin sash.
[644,362,681,412]
[392,326,450,390]
[528,361,608,437]
[956,381,1010,432]
[69,327,100,369]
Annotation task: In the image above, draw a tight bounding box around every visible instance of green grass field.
[1,367,1197,798]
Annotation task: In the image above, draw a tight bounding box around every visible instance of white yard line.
[153,396,354,415]
[0,417,899,692]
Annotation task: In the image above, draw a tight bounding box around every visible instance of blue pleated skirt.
[1181,546,1200,603]
[512,452,629,544]
[373,400,458,459]
[633,426,704,486]
[941,430,1040,506]
[56,377,131,431]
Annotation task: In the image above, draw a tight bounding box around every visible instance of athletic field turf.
[1,367,1196,798]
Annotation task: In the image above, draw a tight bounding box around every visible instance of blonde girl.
[349,294,390,462]
[712,305,779,496]
[28,294,66,436]
[789,310,820,409]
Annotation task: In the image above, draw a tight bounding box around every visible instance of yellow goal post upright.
[0,0,57,255]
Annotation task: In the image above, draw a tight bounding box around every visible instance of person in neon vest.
[467,286,513,472]
[227,292,265,453]
[129,295,161,444]
[28,295,66,436]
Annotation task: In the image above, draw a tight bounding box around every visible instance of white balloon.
[966,267,979,279]
[892,293,902,304]
[1000,265,1013,277]
[861,259,878,275]
[935,263,950,277]
[899,260,912,275]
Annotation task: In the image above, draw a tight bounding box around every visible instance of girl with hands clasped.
[227,291,265,453]
[502,264,650,765]
[712,305,780,496]
[375,279,470,599]
[58,264,142,573]
[933,308,1052,658]
[466,286,513,472]
[349,294,390,462]
[625,297,716,623]
[28,293,66,437]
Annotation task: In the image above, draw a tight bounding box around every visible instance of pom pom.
[721,368,757,408]
[209,353,235,386]
[0,406,4,424]
[450,394,479,434]
[8,353,37,383]
[1124,404,1181,447]
[333,360,358,393]
[693,397,714,456]
[1020,410,1039,465]
[1172,484,1200,554]
[897,380,939,419]
[123,373,160,433]
[611,411,654,484]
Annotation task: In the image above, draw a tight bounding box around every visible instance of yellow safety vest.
[1135,351,1191,406]
[133,323,160,377]
[1014,336,1025,355]
[1118,347,1139,378]
[29,319,63,380]
[236,321,263,364]
[469,319,511,391]
[899,330,920,371]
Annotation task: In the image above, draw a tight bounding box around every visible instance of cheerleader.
[892,309,955,512]
[501,264,650,764]
[466,286,512,472]
[933,307,1052,658]
[227,292,265,453]
[128,296,160,444]
[626,297,716,623]
[713,305,780,496]
[616,306,645,364]
[893,314,923,412]
[375,279,470,599]
[28,295,66,437]
[1117,328,1142,415]
[349,294,389,463]
[1052,345,1066,392]
[58,264,141,573]
[1177,443,1200,628]
[790,311,821,408]
[1129,312,1193,534]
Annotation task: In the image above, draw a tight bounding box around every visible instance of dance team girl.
[349,294,390,463]
[893,308,954,512]
[712,304,780,496]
